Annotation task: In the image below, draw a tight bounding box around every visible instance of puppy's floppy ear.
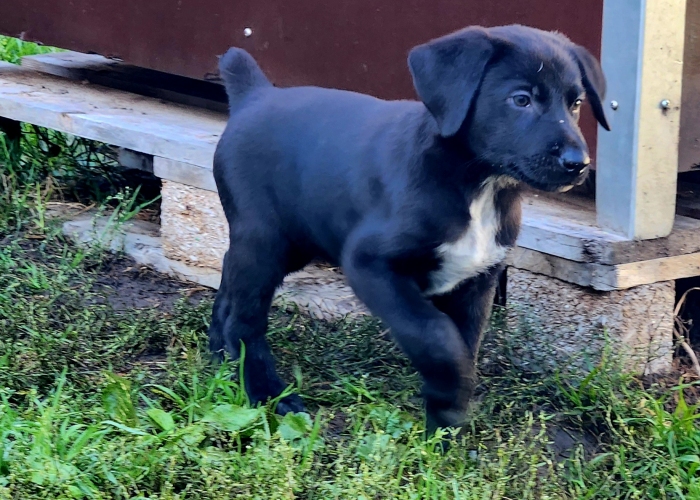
[408,27,495,138]
[569,44,611,131]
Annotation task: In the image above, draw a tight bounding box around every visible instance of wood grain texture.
[21,51,229,113]
[511,247,700,291]
[0,63,225,169]
[680,0,700,171]
[154,158,216,191]
[520,195,700,265]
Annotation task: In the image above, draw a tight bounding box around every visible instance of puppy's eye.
[512,94,532,108]
[572,98,583,111]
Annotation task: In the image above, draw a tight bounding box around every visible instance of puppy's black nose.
[559,147,591,173]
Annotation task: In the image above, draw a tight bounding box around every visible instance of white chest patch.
[426,178,511,296]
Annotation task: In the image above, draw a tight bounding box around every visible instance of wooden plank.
[154,158,217,192]
[21,51,229,113]
[0,62,225,169]
[117,148,153,173]
[596,0,687,239]
[509,247,601,289]
[510,247,700,291]
[510,247,621,291]
[519,195,625,263]
[519,195,700,265]
[614,253,700,289]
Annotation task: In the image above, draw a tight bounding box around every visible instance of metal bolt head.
[660,99,671,110]
[243,27,253,37]
[610,100,619,111]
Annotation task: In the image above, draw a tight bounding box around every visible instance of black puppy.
[209,25,610,432]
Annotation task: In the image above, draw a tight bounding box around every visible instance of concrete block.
[160,180,228,269]
[506,268,674,375]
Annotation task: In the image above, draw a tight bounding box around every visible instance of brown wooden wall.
[681,0,700,171]
[1,1,605,155]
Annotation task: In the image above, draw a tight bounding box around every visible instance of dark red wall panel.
[0,0,604,152]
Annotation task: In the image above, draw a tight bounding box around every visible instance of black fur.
[495,187,522,247]
[209,24,609,433]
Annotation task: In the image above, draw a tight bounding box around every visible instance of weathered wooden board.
[680,0,700,172]
[521,195,700,265]
[509,247,601,289]
[0,62,225,169]
[21,52,228,113]
[153,158,217,192]
[511,246,700,291]
[117,148,154,173]
[613,253,700,289]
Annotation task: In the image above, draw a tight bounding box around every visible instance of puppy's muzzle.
[558,146,590,174]
[553,146,590,190]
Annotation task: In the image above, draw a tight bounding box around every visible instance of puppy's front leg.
[342,241,473,434]
[431,267,502,409]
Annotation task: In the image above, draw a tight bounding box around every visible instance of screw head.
[610,100,619,111]
[243,27,253,37]
[660,99,671,110]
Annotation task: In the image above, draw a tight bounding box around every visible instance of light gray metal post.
[596,0,687,240]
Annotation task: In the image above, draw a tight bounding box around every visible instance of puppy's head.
[408,25,610,192]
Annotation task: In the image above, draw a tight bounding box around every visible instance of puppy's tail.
[218,47,271,108]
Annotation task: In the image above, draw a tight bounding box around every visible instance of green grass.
[2,35,700,499]
[2,196,700,499]
[0,36,58,65]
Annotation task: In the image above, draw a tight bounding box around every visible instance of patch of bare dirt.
[92,255,214,311]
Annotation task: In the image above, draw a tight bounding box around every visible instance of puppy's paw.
[274,394,306,415]
[425,410,465,436]
[209,348,226,364]
[207,333,228,363]
[425,410,467,454]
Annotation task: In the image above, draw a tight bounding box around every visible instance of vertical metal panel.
[597,0,686,239]
[596,0,643,238]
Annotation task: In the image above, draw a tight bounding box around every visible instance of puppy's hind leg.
[209,250,234,359]
[208,228,305,415]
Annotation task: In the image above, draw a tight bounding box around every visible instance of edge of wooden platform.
[0,61,225,169]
